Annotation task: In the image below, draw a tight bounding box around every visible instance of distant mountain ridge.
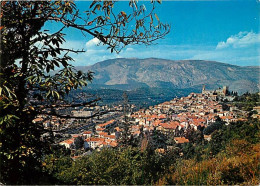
[77,58,260,94]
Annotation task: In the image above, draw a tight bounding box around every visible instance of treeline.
[67,87,197,107]
[41,118,259,185]
[232,92,260,111]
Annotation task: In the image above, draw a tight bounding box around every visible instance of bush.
[45,147,168,185]
[203,121,225,135]
[158,139,259,185]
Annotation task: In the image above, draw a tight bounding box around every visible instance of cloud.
[64,37,213,66]
[83,38,121,65]
[216,31,260,49]
[86,38,100,48]
[125,47,134,52]
[63,35,260,67]
[191,49,260,66]
[191,33,260,66]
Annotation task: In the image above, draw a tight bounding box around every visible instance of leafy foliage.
[203,120,225,135]
[209,118,259,155]
[0,0,169,184]
[44,147,168,185]
[158,118,260,185]
[74,136,84,150]
[0,99,50,184]
[233,92,260,111]
[158,139,259,185]
[43,118,259,185]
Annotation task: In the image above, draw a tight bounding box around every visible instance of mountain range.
[76,58,259,94]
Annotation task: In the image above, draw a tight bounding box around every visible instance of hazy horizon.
[75,57,260,67]
[44,0,260,67]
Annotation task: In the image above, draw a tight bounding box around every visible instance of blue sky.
[45,0,259,66]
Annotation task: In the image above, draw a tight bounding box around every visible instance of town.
[34,86,258,158]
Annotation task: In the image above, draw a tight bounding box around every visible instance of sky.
[45,0,260,66]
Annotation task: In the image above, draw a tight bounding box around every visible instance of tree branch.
[48,16,108,44]
[37,98,101,109]
[41,109,109,120]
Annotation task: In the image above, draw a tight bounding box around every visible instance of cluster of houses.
[122,87,240,144]
[51,86,249,156]
[33,114,78,131]
[33,104,128,132]
[59,119,119,151]
[33,115,65,132]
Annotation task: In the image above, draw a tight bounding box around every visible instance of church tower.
[202,85,206,94]
[223,86,228,95]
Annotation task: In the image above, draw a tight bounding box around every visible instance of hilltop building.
[202,85,234,101]
[202,85,228,96]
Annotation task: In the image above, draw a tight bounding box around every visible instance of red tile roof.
[83,131,92,134]
[174,137,189,144]
[60,138,74,145]
[110,141,118,147]
[33,117,44,123]
[98,119,116,128]
[85,137,105,142]
[96,128,105,131]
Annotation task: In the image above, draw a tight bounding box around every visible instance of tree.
[203,120,225,135]
[0,1,169,184]
[46,146,167,185]
[74,136,84,150]
[158,120,260,185]
[119,92,132,146]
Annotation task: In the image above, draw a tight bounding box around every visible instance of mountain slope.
[77,58,260,94]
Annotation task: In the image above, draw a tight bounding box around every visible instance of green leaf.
[54,91,60,99]
[53,60,60,67]
[3,85,11,98]
[46,90,51,97]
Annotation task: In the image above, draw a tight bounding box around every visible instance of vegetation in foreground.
[41,117,259,185]
[158,118,259,185]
